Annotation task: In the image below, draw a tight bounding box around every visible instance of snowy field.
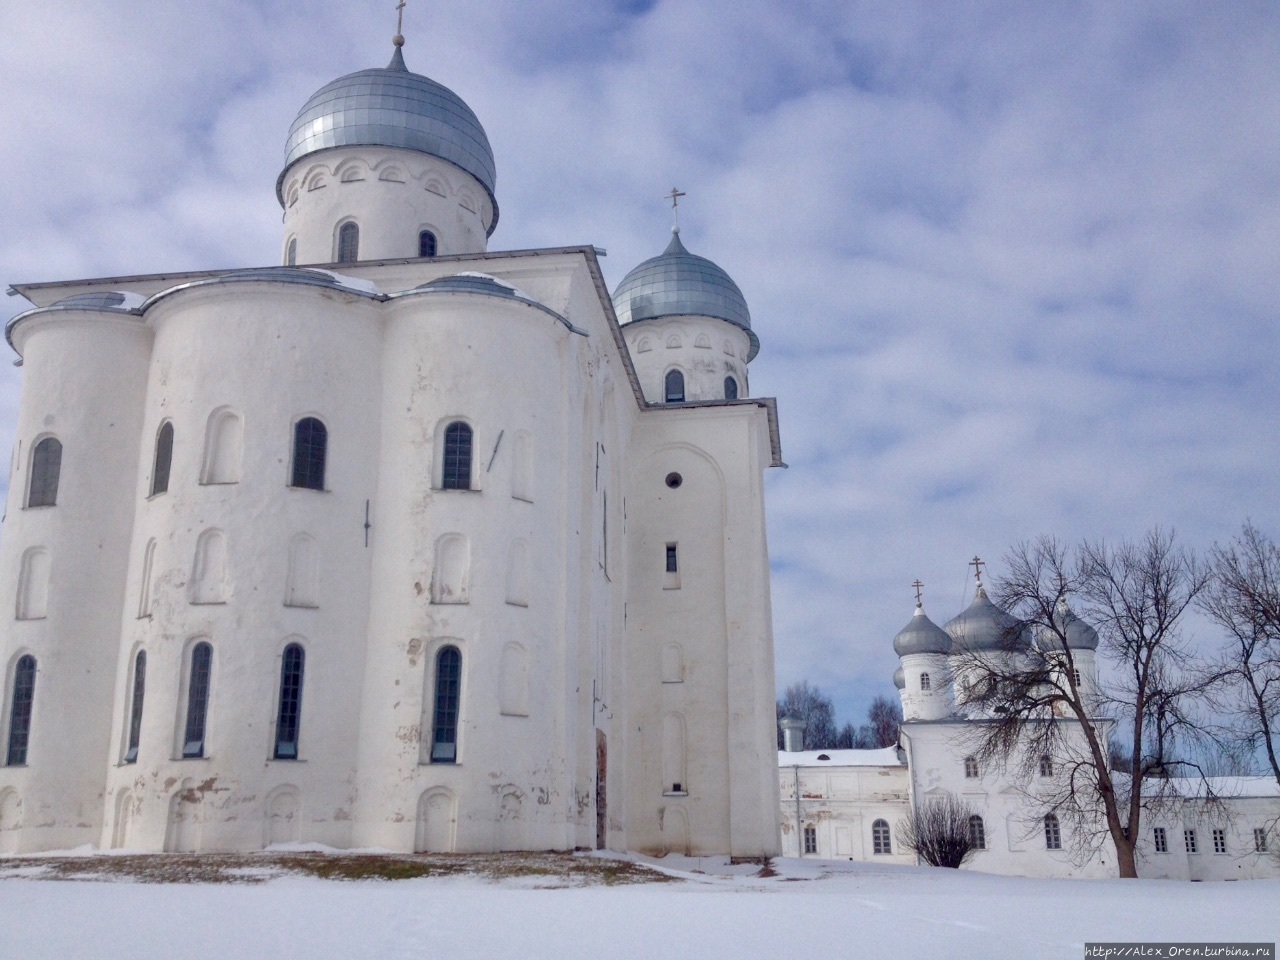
[2,852,1276,960]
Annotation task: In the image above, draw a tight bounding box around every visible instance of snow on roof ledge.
[778,746,904,767]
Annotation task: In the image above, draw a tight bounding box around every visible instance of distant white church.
[779,577,1280,881]
[0,34,784,857]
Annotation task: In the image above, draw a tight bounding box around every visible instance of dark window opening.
[151,422,174,496]
[182,642,212,758]
[968,815,986,850]
[124,651,146,763]
[665,472,682,489]
[803,824,817,855]
[6,655,36,766]
[873,819,892,855]
[430,646,462,763]
[274,644,305,760]
[665,544,678,573]
[664,370,685,403]
[290,417,328,490]
[1045,813,1062,850]
[28,437,62,507]
[920,672,931,691]
[337,222,359,263]
[724,376,738,400]
[418,230,437,258]
[442,422,473,490]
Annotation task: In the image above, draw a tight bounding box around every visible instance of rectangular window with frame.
[1255,828,1268,853]
[1184,829,1197,854]
[1153,827,1168,853]
[1212,828,1227,854]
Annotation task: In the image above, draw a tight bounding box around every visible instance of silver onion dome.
[893,666,906,690]
[1037,599,1100,651]
[612,229,758,360]
[893,605,952,657]
[278,46,498,232]
[944,585,1029,654]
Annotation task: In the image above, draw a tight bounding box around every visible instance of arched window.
[290,417,327,490]
[6,655,36,766]
[27,437,62,507]
[418,230,437,258]
[1073,668,1082,687]
[1039,755,1054,777]
[968,815,986,850]
[802,823,817,855]
[920,672,932,691]
[441,422,472,490]
[724,376,738,400]
[1044,813,1062,850]
[201,408,242,484]
[182,642,212,759]
[337,222,359,263]
[124,651,146,763]
[430,646,462,763]
[664,370,685,403]
[274,644,305,760]
[285,238,297,266]
[872,818,892,855]
[151,422,174,496]
[964,755,979,779]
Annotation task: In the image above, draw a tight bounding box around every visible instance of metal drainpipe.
[793,764,803,857]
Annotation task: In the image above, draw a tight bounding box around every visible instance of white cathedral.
[0,35,784,857]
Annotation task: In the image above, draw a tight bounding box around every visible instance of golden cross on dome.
[912,580,924,605]
[969,556,985,586]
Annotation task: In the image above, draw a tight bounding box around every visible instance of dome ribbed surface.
[893,606,952,656]
[280,47,497,229]
[944,586,1029,653]
[612,230,757,359]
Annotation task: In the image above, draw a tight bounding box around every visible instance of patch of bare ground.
[0,851,677,886]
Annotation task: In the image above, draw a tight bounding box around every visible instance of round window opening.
[665,472,683,489]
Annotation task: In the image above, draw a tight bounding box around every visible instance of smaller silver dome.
[1037,599,1099,651]
[944,585,1029,654]
[893,666,906,690]
[612,229,758,359]
[893,605,952,657]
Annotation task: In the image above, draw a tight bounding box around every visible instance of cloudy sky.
[1,0,1278,725]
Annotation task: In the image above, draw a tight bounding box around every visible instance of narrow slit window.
[337,222,359,263]
[418,230,437,258]
[724,376,738,400]
[6,655,36,766]
[666,544,678,574]
[430,646,462,763]
[274,644,305,760]
[441,422,472,490]
[151,422,174,496]
[290,417,327,490]
[664,370,685,403]
[182,643,212,758]
[124,651,146,763]
[27,437,62,507]
[285,237,297,266]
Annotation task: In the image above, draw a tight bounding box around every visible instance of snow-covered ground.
[2,852,1275,960]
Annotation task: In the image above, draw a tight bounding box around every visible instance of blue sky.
[2,0,1278,726]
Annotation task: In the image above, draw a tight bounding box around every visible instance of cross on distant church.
[970,555,985,585]
[666,187,686,228]
[912,579,924,605]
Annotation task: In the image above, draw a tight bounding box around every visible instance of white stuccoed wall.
[622,318,751,404]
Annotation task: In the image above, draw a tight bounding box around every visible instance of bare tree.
[955,530,1219,878]
[866,694,902,748]
[777,681,838,750]
[1202,522,1280,788]
[896,792,978,868]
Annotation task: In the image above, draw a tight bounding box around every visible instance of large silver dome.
[944,585,1029,654]
[612,229,757,360]
[278,47,497,231]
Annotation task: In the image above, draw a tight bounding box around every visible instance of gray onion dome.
[893,605,952,657]
[612,229,758,360]
[1037,599,1100,651]
[944,585,1029,653]
[279,46,498,232]
[893,666,906,690]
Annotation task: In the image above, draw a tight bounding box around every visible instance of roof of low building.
[777,746,905,768]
